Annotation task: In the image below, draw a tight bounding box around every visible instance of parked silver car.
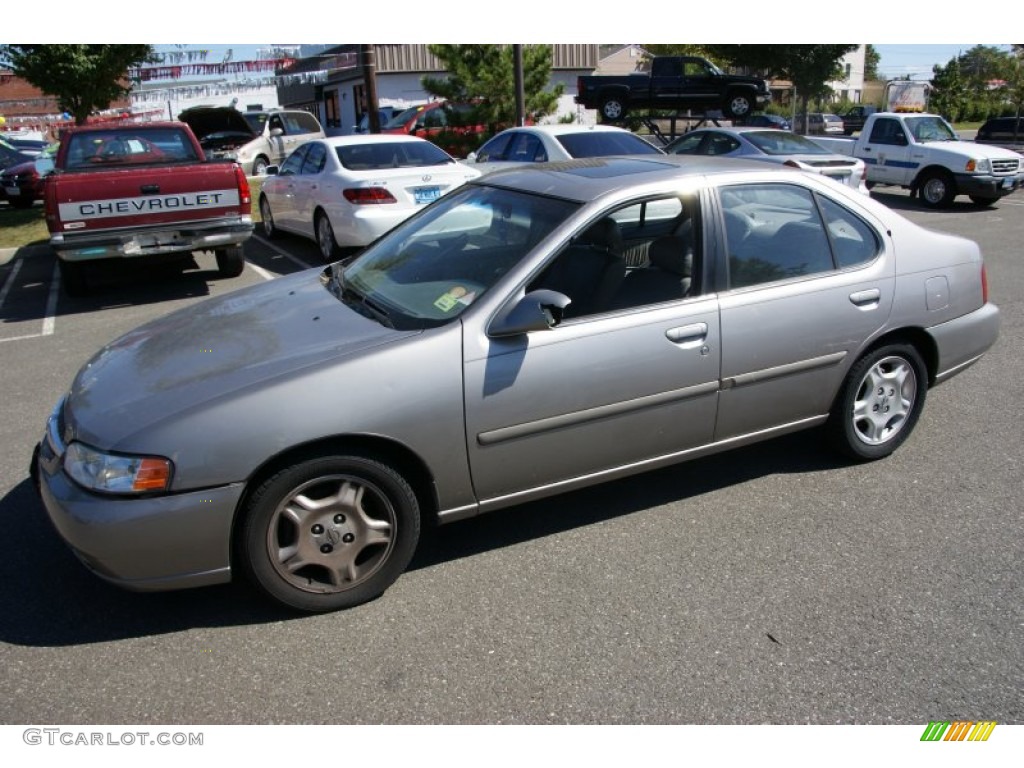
[33,156,1000,612]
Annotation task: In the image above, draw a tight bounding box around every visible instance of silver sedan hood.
[66,269,414,448]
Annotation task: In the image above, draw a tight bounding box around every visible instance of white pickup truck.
[813,112,1024,208]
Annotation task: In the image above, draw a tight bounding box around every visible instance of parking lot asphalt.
[0,190,1022,726]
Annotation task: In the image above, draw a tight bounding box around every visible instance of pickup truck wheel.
[918,170,956,208]
[600,97,627,122]
[251,157,270,176]
[260,196,279,238]
[58,259,89,297]
[724,93,754,119]
[239,454,421,613]
[215,246,245,278]
[969,195,998,207]
[316,212,338,261]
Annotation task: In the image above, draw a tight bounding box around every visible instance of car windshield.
[904,115,958,142]
[384,106,424,130]
[743,131,832,155]
[336,141,453,170]
[243,113,268,133]
[323,185,579,330]
[556,132,663,158]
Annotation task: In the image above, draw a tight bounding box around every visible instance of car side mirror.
[269,128,284,137]
[466,151,478,162]
[34,157,55,176]
[488,289,571,337]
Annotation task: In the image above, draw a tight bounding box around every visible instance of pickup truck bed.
[45,122,254,295]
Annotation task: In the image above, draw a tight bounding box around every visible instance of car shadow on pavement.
[0,432,848,647]
[868,189,1001,214]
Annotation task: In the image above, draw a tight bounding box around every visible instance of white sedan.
[663,127,869,195]
[258,135,481,260]
[463,124,664,174]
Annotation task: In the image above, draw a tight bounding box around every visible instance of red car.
[381,101,489,158]
[1,143,56,209]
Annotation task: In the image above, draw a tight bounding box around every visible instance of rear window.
[337,141,454,170]
[556,132,662,158]
[744,131,831,155]
[63,128,200,169]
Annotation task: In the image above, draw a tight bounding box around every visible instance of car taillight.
[344,187,397,204]
[234,164,251,206]
[981,262,989,304]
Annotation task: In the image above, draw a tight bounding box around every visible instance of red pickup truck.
[44,122,254,295]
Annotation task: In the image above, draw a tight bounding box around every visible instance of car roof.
[495,124,638,137]
[473,155,793,203]
[319,134,443,147]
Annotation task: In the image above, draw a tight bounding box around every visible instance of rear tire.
[215,246,245,277]
[827,343,928,461]
[315,212,338,261]
[599,96,627,123]
[724,92,754,120]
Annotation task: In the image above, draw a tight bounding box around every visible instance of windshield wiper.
[339,283,394,328]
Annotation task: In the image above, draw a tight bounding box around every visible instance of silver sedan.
[664,126,869,194]
[34,156,1000,612]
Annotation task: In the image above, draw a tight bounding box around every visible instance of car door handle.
[849,288,881,308]
[666,323,708,347]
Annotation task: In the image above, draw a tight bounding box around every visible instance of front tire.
[918,170,956,208]
[724,92,754,120]
[827,344,928,461]
[251,156,270,176]
[240,455,421,613]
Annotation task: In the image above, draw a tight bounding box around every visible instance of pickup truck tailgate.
[50,164,247,235]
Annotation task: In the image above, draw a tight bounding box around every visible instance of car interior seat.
[535,218,626,318]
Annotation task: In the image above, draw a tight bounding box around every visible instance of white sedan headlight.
[64,442,173,494]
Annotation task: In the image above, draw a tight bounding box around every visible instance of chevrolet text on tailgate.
[44,122,254,295]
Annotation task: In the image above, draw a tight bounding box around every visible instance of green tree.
[930,46,1016,121]
[0,44,154,125]
[864,44,881,81]
[421,44,563,137]
[704,44,858,118]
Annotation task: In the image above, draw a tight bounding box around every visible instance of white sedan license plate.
[414,186,441,205]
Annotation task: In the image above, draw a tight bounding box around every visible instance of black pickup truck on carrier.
[576,56,772,122]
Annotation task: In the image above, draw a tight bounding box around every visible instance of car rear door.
[710,179,895,440]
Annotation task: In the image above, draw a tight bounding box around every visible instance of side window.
[278,145,307,176]
[507,133,545,162]
[475,132,514,162]
[721,183,833,289]
[868,118,906,145]
[668,132,707,155]
[527,195,700,319]
[706,133,741,155]
[818,197,880,268]
[268,115,284,134]
[301,142,327,174]
[293,112,322,134]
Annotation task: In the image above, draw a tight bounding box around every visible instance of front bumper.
[34,402,241,591]
[953,172,1024,199]
[50,218,253,262]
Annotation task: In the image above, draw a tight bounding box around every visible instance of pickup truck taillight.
[344,187,397,204]
[234,165,251,206]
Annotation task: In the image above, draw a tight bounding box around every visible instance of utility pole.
[513,45,526,127]
[362,44,381,133]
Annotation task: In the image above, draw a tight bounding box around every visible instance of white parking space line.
[41,262,60,336]
[252,234,318,269]
[0,258,24,310]
[246,261,276,281]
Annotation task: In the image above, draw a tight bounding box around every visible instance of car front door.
[289,141,329,240]
[462,192,723,508]
[269,144,309,231]
[711,180,895,440]
[858,117,914,185]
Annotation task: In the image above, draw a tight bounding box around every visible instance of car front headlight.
[64,442,173,494]
[966,158,991,173]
